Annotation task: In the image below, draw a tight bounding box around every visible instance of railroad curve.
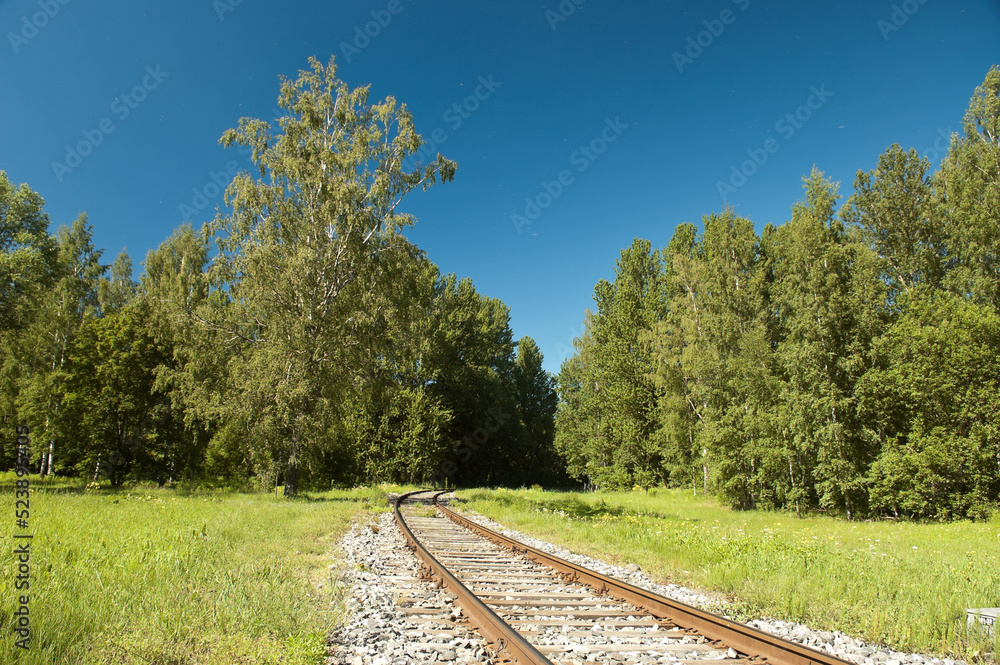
[393,489,858,665]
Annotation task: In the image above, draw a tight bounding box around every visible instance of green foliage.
[938,65,1000,306]
[0,171,56,333]
[770,171,868,515]
[650,222,710,491]
[6,60,1000,519]
[698,209,777,509]
[554,316,601,482]
[512,336,561,485]
[7,215,105,476]
[860,291,1000,519]
[843,144,944,300]
[61,305,185,485]
[556,68,1000,520]
[555,239,666,489]
[596,240,667,489]
[2,56,560,492]
[207,56,456,496]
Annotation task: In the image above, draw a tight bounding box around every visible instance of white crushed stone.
[324,495,972,665]
[325,510,493,665]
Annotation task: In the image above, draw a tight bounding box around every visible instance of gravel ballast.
[326,497,968,665]
[448,503,968,665]
[326,511,493,665]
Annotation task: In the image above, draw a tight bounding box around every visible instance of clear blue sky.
[2,0,999,373]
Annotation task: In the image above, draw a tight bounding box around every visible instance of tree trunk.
[45,440,53,477]
[702,447,708,493]
[284,433,300,497]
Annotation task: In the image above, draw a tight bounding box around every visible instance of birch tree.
[209,56,455,496]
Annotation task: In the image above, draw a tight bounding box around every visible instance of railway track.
[393,489,858,665]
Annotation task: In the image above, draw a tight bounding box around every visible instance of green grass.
[0,477,401,664]
[458,487,1000,661]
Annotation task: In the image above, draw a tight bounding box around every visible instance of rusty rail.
[392,489,554,665]
[434,491,858,665]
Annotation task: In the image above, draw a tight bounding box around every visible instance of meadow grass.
[0,476,399,664]
[458,487,1000,661]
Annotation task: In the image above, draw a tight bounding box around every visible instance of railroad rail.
[393,488,859,665]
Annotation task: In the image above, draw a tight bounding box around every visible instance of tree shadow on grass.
[0,479,87,494]
[465,491,690,522]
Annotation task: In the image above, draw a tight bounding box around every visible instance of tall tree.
[208,56,455,495]
[99,250,137,316]
[60,304,171,486]
[772,170,872,516]
[15,216,105,476]
[698,210,780,509]
[648,223,710,492]
[938,66,1000,306]
[423,275,520,487]
[140,225,222,483]
[0,172,56,466]
[842,144,944,303]
[511,336,560,485]
[0,171,56,332]
[554,312,602,485]
[334,244,451,486]
[585,239,666,489]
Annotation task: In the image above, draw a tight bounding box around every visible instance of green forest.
[556,67,1000,520]
[0,58,562,496]
[2,59,1000,521]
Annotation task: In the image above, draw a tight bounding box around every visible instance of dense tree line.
[0,57,561,494]
[556,67,1000,519]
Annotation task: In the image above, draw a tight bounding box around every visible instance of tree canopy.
[4,61,999,521]
[555,66,1000,519]
[0,57,559,491]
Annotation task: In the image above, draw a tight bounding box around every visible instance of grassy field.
[458,487,1000,661]
[0,476,394,665]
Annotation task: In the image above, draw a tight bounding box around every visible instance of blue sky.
[2,0,999,373]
